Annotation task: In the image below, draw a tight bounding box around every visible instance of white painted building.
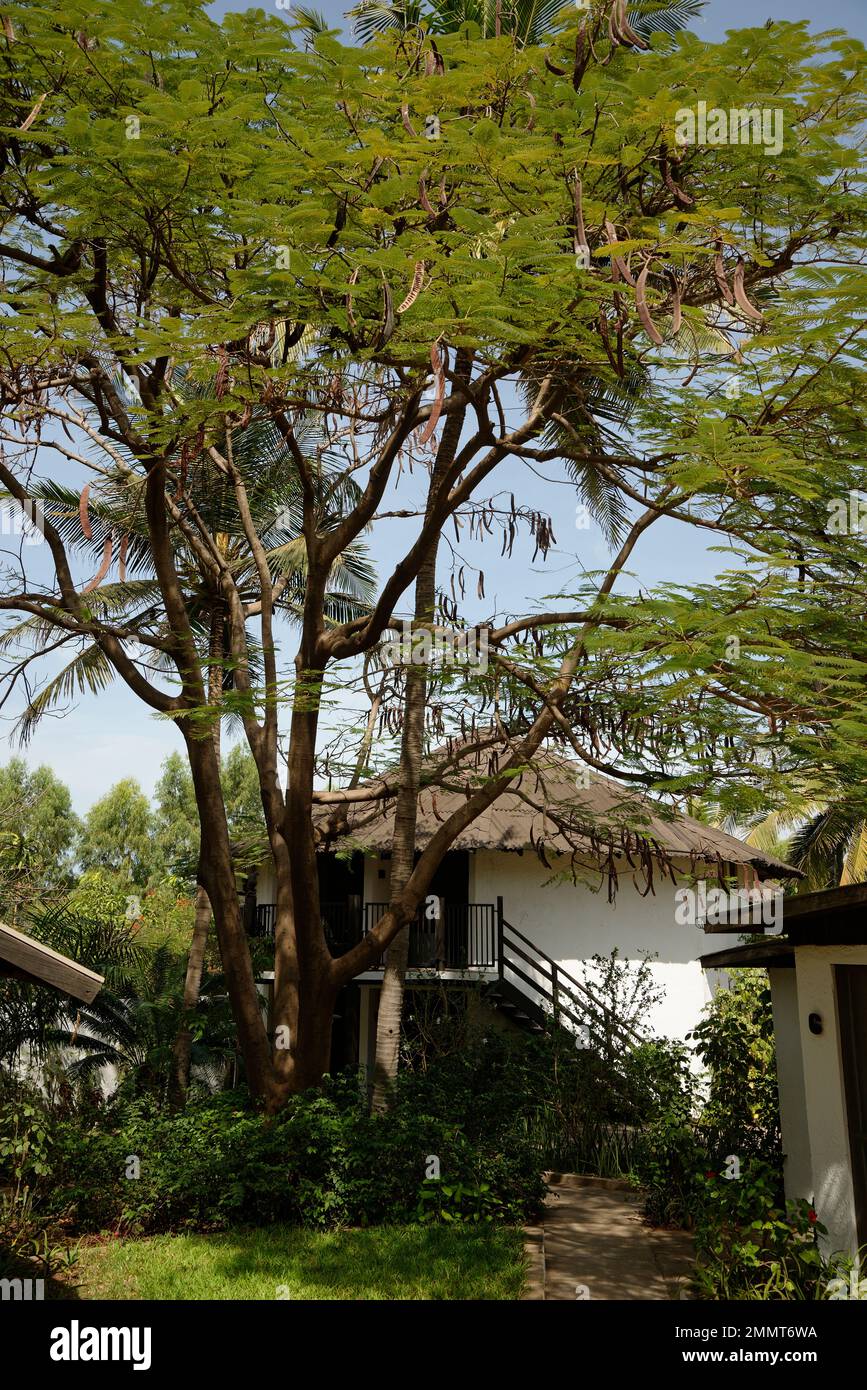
[702,884,867,1262]
[252,752,791,1072]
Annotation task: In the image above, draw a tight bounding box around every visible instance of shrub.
[689,969,781,1164]
[43,1075,547,1236]
[691,1161,827,1300]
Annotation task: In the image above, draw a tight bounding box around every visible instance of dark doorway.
[318,851,364,951]
[427,850,469,904]
[836,965,867,1248]
[424,851,470,968]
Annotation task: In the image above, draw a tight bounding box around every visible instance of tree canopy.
[0,0,864,1103]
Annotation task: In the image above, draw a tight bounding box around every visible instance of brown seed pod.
[525,89,536,132]
[714,243,734,306]
[2,16,15,42]
[605,219,635,286]
[79,483,92,539]
[397,261,425,314]
[18,93,46,132]
[572,174,587,250]
[400,103,417,138]
[374,272,395,349]
[83,534,112,593]
[608,1,621,47]
[418,342,445,445]
[118,533,128,583]
[616,0,649,49]
[346,266,359,329]
[659,143,694,207]
[418,175,436,215]
[665,268,682,335]
[732,257,763,324]
[636,259,664,346]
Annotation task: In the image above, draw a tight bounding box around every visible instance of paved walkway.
[523,1174,694,1300]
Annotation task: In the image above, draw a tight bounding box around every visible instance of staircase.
[484,912,643,1059]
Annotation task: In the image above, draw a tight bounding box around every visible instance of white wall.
[256,848,722,1044]
[794,944,867,1259]
[470,850,715,1042]
[768,967,812,1203]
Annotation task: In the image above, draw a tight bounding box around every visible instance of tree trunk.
[370,351,473,1110]
[172,600,224,1106]
[170,882,212,1105]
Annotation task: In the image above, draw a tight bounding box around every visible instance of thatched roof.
[318,749,794,881]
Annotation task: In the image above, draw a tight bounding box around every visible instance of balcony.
[250,900,498,971]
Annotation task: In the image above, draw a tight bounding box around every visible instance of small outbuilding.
[0,920,104,1004]
[701,882,867,1260]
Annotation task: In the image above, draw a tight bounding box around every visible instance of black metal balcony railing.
[251,900,497,970]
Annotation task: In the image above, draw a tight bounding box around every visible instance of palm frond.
[788,806,864,892]
[628,0,705,43]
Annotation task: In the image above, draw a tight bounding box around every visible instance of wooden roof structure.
[700,882,867,970]
[0,921,104,1004]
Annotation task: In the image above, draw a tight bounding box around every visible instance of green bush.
[690,970,781,1163]
[692,1162,827,1300]
[41,1073,546,1236]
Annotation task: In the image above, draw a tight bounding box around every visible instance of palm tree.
[1,908,237,1099]
[705,788,867,895]
[347,0,705,49]
[786,804,867,892]
[2,400,377,1101]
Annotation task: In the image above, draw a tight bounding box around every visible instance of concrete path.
[523,1174,694,1301]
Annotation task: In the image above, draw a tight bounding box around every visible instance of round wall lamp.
[808,1013,823,1036]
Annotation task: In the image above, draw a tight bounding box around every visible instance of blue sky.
[2,0,864,810]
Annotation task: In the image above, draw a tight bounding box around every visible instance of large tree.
[0,0,863,1109]
[0,758,78,921]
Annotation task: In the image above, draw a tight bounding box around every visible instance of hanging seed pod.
[18,93,46,132]
[418,175,436,215]
[572,174,587,249]
[714,242,734,306]
[545,55,568,76]
[374,272,395,348]
[400,103,417,138]
[346,266,359,329]
[118,533,128,583]
[79,483,92,539]
[604,219,635,286]
[424,49,436,76]
[2,16,15,41]
[608,1,621,47]
[525,89,536,132]
[617,0,649,49]
[636,259,664,345]
[665,268,682,334]
[418,342,445,445]
[732,257,763,324]
[397,261,425,313]
[659,143,694,207]
[83,533,112,593]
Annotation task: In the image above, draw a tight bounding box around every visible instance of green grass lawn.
[70,1224,525,1300]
